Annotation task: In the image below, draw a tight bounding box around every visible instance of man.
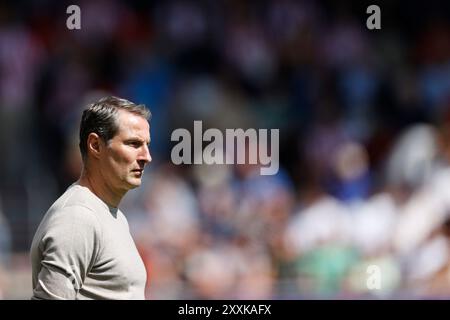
[30,96,152,299]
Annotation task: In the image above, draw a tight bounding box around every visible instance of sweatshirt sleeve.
[32,206,103,300]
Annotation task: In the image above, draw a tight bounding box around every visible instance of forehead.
[115,109,150,139]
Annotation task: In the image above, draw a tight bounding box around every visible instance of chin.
[127,179,142,189]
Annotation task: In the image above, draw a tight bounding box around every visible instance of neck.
[78,166,124,208]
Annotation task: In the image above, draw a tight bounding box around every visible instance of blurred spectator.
[0,199,11,266]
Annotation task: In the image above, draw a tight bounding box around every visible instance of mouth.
[131,169,144,176]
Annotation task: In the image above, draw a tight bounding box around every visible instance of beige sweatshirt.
[30,183,147,300]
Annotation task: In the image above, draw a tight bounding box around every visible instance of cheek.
[108,148,135,170]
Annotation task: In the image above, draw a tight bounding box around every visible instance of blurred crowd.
[0,0,450,298]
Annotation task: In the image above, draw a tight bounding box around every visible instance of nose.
[139,144,152,165]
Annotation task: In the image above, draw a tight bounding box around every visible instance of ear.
[87,133,104,159]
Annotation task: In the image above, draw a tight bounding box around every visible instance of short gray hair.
[79,96,151,161]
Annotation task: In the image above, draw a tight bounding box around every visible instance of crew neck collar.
[72,182,119,218]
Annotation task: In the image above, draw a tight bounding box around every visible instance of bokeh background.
[0,0,450,299]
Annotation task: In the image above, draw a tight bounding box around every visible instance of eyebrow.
[125,137,151,144]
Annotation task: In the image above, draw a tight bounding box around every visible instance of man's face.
[99,109,151,192]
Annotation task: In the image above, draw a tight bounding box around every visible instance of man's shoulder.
[45,184,105,221]
[52,184,103,212]
[31,184,107,256]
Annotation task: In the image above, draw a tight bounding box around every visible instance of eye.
[127,141,142,148]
